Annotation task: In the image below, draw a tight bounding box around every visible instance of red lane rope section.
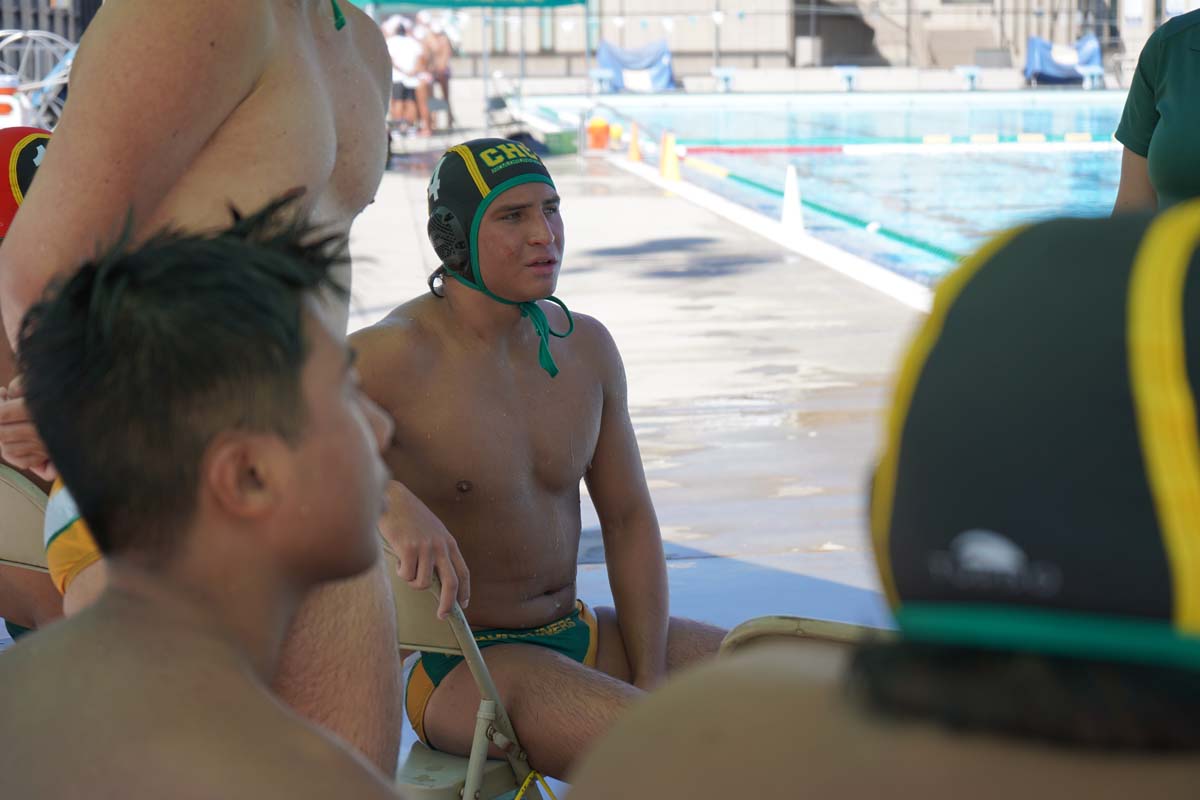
[684,145,846,155]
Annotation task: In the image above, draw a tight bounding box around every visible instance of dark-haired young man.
[0,201,401,798]
[0,0,404,769]
[351,139,726,779]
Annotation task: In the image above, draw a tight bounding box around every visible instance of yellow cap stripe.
[450,145,491,198]
[870,225,1027,607]
[1127,199,1200,633]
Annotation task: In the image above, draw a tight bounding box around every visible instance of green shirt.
[1115,9,1200,209]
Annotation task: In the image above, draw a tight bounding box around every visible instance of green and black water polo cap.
[425,138,573,377]
[871,200,1200,671]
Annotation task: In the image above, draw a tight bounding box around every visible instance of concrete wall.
[425,0,1141,76]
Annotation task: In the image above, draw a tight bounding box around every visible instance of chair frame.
[388,548,545,800]
[719,614,895,655]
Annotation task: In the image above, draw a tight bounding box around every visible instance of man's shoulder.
[351,299,443,386]
[550,306,608,339]
[81,0,272,78]
[353,299,439,346]
[137,696,398,799]
[223,716,398,798]
[557,309,620,359]
[343,3,391,84]
[1144,9,1200,56]
[97,0,271,38]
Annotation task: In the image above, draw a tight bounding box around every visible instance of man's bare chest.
[161,26,385,228]
[388,369,604,499]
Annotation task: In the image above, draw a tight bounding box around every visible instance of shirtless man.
[427,20,454,129]
[351,139,726,779]
[0,202,401,799]
[0,0,403,771]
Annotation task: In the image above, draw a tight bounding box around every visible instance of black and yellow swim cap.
[426,138,572,377]
[871,201,1200,671]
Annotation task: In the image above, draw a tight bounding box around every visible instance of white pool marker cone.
[782,163,804,233]
[659,132,680,181]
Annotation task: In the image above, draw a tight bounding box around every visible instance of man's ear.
[201,431,290,521]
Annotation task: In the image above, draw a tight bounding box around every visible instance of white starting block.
[711,67,736,93]
[954,65,982,91]
[833,65,859,92]
[1076,64,1105,90]
[588,67,615,94]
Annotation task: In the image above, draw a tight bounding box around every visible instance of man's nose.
[527,214,556,245]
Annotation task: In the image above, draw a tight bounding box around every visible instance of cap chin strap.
[446,271,574,378]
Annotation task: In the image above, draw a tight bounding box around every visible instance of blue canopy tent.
[1024,33,1102,86]
[595,39,676,92]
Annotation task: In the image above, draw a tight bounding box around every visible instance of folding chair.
[0,465,49,573]
[384,543,553,800]
[719,614,895,656]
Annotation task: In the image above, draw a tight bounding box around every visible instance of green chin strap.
[331,0,346,30]
[451,173,575,378]
[445,273,575,378]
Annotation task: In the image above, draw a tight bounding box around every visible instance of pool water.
[683,146,1120,284]
[520,92,1129,284]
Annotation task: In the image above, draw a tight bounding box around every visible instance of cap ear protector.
[426,205,469,275]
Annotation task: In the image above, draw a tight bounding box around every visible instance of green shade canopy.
[348,0,584,9]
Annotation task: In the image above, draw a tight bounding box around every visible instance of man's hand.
[0,375,56,481]
[379,480,469,619]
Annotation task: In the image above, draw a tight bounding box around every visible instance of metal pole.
[809,1,817,67]
[999,0,1007,50]
[580,1,593,167]
[906,0,913,66]
[482,11,490,134]
[584,0,593,100]
[713,0,720,68]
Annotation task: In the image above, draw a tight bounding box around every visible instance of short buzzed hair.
[19,194,347,560]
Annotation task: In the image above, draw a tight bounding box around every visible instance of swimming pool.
[516,92,1128,285]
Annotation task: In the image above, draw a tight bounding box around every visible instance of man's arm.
[0,0,269,344]
[583,320,669,690]
[350,321,470,618]
[1111,147,1157,216]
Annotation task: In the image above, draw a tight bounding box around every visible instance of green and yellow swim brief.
[405,600,598,746]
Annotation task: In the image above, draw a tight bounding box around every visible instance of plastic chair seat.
[0,465,48,572]
[398,742,519,800]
